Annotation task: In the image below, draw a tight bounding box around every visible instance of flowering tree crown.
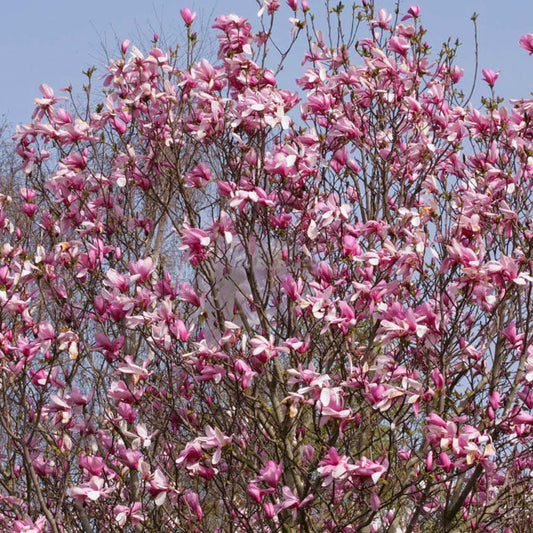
[4,2,533,532]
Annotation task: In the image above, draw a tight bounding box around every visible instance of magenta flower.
[519,33,533,54]
[371,8,392,29]
[117,355,151,384]
[13,517,46,533]
[32,83,66,120]
[184,163,212,188]
[257,460,283,487]
[482,68,500,86]
[129,257,154,283]
[426,451,433,471]
[389,36,410,56]
[409,5,420,16]
[318,447,356,486]
[114,502,145,527]
[121,39,130,54]
[180,8,197,26]
[179,224,211,265]
[438,452,453,472]
[430,368,445,390]
[402,5,420,20]
[276,485,314,520]
[68,476,114,503]
[246,482,274,502]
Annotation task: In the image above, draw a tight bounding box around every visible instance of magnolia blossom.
[180,8,197,26]
[520,33,533,54]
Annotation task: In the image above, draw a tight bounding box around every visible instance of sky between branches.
[3,0,533,125]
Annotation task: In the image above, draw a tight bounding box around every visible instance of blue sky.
[3,1,533,125]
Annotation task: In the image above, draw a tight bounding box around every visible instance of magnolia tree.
[4,1,533,531]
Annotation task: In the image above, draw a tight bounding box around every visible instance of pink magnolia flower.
[129,257,154,283]
[426,451,433,471]
[176,441,203,469]
[352,456,386,484]
[123,423,158,449]
[32,83,66,120]
[389,36,410,56]
[318,447,356,486]
[108,380,141,403]
[104,268,131,292]
[398,449,411,461]
[438,451,453,472]
[489,390,501,411]
[117,355,152,385]
[94,332,124,362]
[212,14,253,57]
[20,188,36,202]
[257,460,283,487]
[116,402,138,424]
[370,491,380,511]
[317,386,352,425]
[146,468,172,506]
[401,5,420,20]
[430,368,445,390]
[114,502,145,527]
[198,425,232,464]
[79,455,105,477]
[450,65,464,83]
[482,68,500,86]
[250,335,287,363]
[183,490,203,521]
[287,0,298,10]
[234,358,257,389]
[501,322,525,350]
[44,394,72,425]
[68,476,114,503]
[342,235,361,257]
[180,8,197,26]
[281,275,303,301]
[32,454,57,476]
[519,34,533,54]
[247,482,274,503]
[179,281,202,307]
[53,106,72,125]
[513,412,533,425]
[13,516,47,533]
[424,413,457,449]
[180,224,211,265]
[257,0,281,16]
[184,163,211,188]
[371,8,392,29]
[276,485,314,520]
[119,447,143,470]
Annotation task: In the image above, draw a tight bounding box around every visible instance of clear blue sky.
[3,1,533,125]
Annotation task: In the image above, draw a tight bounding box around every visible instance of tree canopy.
[2,2,533,531]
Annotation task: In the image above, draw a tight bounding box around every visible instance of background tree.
[2,2,533,532]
